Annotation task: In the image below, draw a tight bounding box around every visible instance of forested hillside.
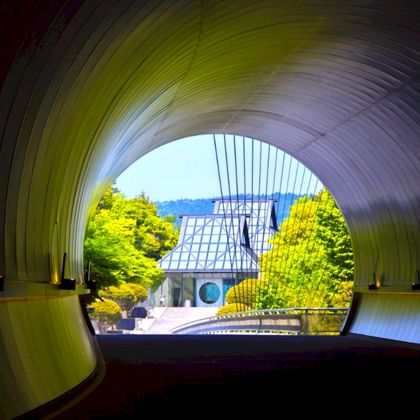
[156,193,300,225]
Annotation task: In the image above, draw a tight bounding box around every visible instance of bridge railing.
[171,308,349,335]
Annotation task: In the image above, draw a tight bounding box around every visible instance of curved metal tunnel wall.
[0,0,419,417]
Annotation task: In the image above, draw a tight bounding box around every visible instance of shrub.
[225,279,263,307]
[125,283,148,303]
[217,303,250,315]
[90,299,122,333]
[99,282,148,316]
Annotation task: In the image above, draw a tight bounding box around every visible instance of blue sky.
[116,135,221,201]
[116,135,322,201]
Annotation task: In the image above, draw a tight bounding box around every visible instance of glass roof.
[158,214,259,273]
[213,200,277,255]
[158,200,277,273]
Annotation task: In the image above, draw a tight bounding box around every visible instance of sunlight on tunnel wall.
[1,0,418,294]
[0,296,96,419]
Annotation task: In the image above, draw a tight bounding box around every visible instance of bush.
[90,299,122,333]
[225,279,262,307]
[217,303,250,315]
[99,282,148,315]
[125,283,148,303]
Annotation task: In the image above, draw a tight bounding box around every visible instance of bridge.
[0,1,419,418]
[171,308,348,335]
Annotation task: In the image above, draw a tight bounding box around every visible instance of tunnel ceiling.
[0,0,419,290]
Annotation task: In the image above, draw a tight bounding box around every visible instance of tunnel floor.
[54,335,419,418]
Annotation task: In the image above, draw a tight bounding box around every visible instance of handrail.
[171,307,348,335]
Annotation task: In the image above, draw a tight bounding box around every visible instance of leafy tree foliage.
[217,303,250,315]
[90,299,122,333]
[99,283,148,316]
[330,281,353,307]
[257,189,353,309]
[225,279,263,308]
[84,187,178,290]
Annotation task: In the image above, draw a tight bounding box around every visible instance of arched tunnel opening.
[0,1,419,417]
[87,134,353,336]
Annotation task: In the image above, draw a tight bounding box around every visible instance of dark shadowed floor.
[54,335,419,418]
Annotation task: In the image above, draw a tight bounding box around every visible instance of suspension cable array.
[212,134,346,310]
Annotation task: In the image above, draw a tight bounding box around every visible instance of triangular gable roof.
[213,200,277,255]
[158,214,258,273]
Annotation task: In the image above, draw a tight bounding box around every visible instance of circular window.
[199,282,221,304]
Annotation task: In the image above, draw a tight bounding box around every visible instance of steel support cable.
[327,261,352,310]
[304,191,335,307]
[307,193,339,307]
[267,154,295,304]
[260,143,272,275]
[242,136,254,305]
[292,188,326,307]
[259,144,272,290]
[265,147,279,265]
[232,135,245,307]
[297,189,333,307]
[275,154,294,274]
[257,140,264,255]
[270,147,279,220]
[213,134,237,306]
[293,178,323,303]
[281,166,311,292]
[281,167,315,305]
[306,255,330,308]
[262,149,288,307]
[223,135,241,299]
[323,196,353,308]
[254,142,272,309]
[276,159,303,290]
[255,139,265,306]
[260,145,279,309]
[265,149,286,289]
[241,136,252,305]
[292,187,326,306]
[250,137,258,308]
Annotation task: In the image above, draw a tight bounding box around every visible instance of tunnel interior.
[0,1,419,418]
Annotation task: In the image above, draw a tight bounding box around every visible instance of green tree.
[330,281,353,307]
[99,283,148,317]
[90,299,122,333]
[258,189,353,309]
[84,187,178,290]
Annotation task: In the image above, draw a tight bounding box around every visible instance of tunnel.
[0,0,419,417]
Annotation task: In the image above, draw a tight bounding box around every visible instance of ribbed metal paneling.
[0,2,418,401]
[0,295,96,419]
[350,293,420,344]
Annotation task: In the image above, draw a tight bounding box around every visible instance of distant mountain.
[157,198,214,219]
[156,193,301,227]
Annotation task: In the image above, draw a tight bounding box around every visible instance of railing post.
[303,309,309,335]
